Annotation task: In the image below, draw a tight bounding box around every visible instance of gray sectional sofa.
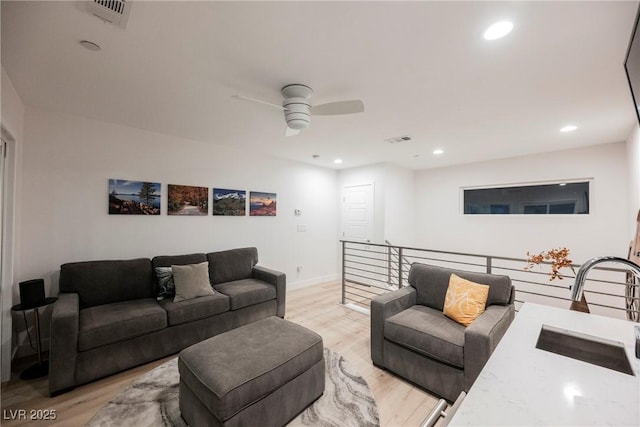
[49,247,285,396]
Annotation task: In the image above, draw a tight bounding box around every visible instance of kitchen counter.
[449,302,640,426]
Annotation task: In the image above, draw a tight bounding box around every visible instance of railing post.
[486,256,492,274]
[341,240,346,304]
[398,247,404,288]
[387,244,392,284]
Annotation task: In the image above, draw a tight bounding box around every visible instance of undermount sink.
[536,324,635,376]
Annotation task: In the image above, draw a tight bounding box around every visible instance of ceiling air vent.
[384,135,412,144]
[85,0,132,29]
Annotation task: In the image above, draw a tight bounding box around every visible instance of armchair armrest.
[49,293,79,395]
[370,286,417,366]
[463,304,515,390]
[253,266,286,318]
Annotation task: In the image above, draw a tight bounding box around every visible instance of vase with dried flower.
[524,247,590,312]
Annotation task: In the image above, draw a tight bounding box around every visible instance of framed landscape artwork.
[109,179,161,215]
[168,184,208,216]
[212,188,246,216]
[250,191,277,216]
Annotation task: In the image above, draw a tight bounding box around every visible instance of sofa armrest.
[49,293,79,395]
[370,286,417,366]
[463,303,515,390]
[252,266,286,318]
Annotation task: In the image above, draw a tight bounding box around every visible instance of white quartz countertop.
[449,302,640,427]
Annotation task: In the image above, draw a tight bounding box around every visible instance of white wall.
[13,108,339,354]
[337,163,415,246]
[414,142,630,264]
[627,124,640,232]
[18,109,339,291]
[1,67,25,382]
[383,164,416,247]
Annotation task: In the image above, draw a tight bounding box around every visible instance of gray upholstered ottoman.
[178,316,325,427]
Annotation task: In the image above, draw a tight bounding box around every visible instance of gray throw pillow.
[155,267,175,301]
[172,262,215,302]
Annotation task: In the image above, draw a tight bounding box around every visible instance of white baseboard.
[288,274,338,291]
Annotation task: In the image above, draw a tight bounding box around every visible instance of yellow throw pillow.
[443,274,490,326]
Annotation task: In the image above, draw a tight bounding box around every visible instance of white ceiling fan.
[232,84,364,136]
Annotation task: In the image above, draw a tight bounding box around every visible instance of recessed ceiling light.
[433,149,444,155]
[560,125,578,132]
[334,159,343,164]
[80,40,101,51]
[559,183,567,186]
[483,21,513,40]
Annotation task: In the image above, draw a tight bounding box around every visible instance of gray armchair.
[371,263,515,401]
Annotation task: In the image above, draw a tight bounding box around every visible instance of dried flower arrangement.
[524,247,576,280]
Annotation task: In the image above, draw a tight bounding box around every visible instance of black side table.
[11,297,57,379]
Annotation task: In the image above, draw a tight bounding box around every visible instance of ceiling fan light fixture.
[283,96,311,130]
[233,83,364,134]
[287,120,309,130]
[281,84,313,99]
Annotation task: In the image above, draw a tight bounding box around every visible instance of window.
[463,181,590,215]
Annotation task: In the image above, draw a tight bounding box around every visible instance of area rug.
[86,348,379,427]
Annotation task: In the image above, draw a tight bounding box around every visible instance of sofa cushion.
[206,247,258,285]
[160,293,230,326]
[173,262,215,302]
[78,298,167,351]
[213,278,275,310]
[152,253,207,299]
[385,305,465,368]
[60,258,154,309]
[408,263,513,310]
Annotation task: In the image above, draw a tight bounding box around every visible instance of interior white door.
[341,183,374,243]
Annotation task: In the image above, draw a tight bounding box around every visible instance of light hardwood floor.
[1,281,439,426]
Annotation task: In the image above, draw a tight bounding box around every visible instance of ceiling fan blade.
[231,94,285,111]
[286,126,300,137]
[311,100,364,115]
